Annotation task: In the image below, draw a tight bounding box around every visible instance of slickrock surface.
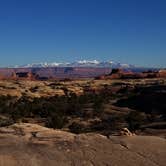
[0,123,165,166]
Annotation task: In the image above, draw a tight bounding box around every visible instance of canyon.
[0,67,165,80]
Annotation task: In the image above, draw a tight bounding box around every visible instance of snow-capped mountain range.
[15,60,135,68]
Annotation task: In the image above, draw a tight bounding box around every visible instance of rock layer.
[0,123,165,166]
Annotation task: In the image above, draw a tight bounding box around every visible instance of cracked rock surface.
[0,123,165,166]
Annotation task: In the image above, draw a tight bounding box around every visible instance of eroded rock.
[0,123,165,166]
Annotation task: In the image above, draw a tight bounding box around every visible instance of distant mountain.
[15,60,135,68]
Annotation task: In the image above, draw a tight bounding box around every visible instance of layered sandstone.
[0,123,165,166]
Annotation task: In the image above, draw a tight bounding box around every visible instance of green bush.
[0,117,14,127]
[69,122,84,134]
[126,111,146,131]
[46,113,65,129]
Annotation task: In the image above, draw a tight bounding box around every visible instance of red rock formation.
[0,74,5,80]
[0,67,112,80]
[158,69,166,78]
[96,68,166,80]
[106,69,139,79]
[11,72,17,80]
[9,71,38,80]
[0,67,165,80]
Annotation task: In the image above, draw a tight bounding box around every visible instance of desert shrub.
[30,96,67,129]
[21,118,29,123]
[108,115,126,129]
[61,87,69,96]
[11,103,30,121]
[29,86,39,92]
[92,95,105,114]
[78,94,89,104]
[46,113,65,129]
[0,95,15,113]
[126,111,146,131]
[69,122,84,134]
[8,96,37,121]
[48,82,62,89]
[0,117,14,127]
[95,115,127,132]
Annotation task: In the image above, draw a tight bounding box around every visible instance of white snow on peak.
[77,60,100,64]
[14,60,134,68]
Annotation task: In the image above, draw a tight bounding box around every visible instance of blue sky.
[0,0,166,67]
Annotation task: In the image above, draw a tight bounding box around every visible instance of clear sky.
[0,0,166,67]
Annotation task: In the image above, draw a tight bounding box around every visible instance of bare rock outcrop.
[0,123,165,166]
[158,69,166,78]
[119,128,136,136]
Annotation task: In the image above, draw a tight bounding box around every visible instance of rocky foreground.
[0,123,165,166]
